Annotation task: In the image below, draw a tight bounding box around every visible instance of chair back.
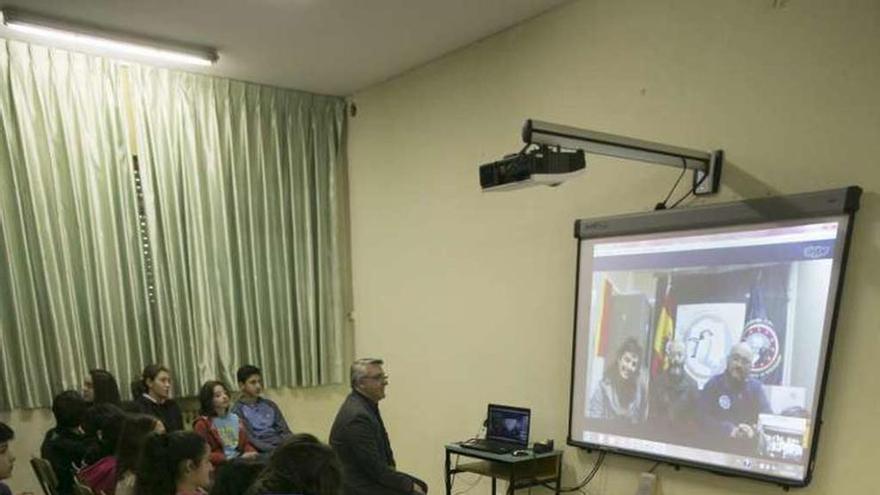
[30,457,59,495]
[72,479,96,495]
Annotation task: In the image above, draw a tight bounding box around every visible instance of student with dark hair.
[130,379,145,401]
[208,458,266,495]
[84,369,122,406]
[116,414,165,495]
[78,405,126,495]
[41,390,90,495]
[133,364,184,432]
[193,381,257,466]
[135,432,212,495]
[82,403,126,464]
[231,365,292,453]
[247,434,342,495]
[0,422,15,495]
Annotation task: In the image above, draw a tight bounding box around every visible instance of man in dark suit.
[330,358,427,495]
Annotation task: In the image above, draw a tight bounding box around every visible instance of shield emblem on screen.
[676,303,746,387]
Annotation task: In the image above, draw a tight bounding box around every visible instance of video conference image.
[487,407,530,444]
[569,218,848,483]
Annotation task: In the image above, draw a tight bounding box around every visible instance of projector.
[479,146,585,192]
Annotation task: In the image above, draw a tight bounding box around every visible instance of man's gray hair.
[350,358,384,388]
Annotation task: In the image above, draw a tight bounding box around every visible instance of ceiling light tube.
[1,9,218,67]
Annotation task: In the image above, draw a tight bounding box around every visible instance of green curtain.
[129,67,348,394]
[0,40,349,410]
[0,40,153,409]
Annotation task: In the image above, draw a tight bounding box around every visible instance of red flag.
[651,283,675,375]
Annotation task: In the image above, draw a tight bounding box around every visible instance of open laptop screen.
[486,404,530,446]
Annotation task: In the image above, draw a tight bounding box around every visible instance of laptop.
[460,404,531,454]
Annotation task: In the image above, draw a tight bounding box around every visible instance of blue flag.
[741,280,784,385]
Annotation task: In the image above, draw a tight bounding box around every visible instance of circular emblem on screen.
[742,319,781,378]
[718,394,731,410]
[683,313,734,384]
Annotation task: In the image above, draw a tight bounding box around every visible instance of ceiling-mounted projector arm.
[522,119,723,195]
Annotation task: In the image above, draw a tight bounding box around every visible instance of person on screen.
[648,340,698,436]
[503,418,522,437]
[698,343,771,450]
[588,337,649,424]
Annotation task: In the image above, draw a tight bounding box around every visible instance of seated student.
[246,433,342,495]
[82,403,125,465]
[83,369,122,407]
[41,390,90,495]
[208,458,266,495]
[78,405,126,494]
[193,381,257,466]
[115,414,166,495]
[133,364,184,432]
[0,422,16,495]
[231,365,292,453]
[135,432,213,495]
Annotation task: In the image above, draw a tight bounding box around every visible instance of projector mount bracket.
[522,119,723,195]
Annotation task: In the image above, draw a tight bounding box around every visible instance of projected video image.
[570,220,846,482]
[488,408,530,444]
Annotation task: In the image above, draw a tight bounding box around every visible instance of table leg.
[555,455,562,495]
[445,450,452,495]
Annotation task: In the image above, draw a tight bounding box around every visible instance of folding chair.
[30,457,59,495]
[72,479,96,495]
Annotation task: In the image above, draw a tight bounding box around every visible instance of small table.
[445,443,563,495]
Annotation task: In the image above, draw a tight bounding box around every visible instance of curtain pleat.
[0,41,152,409]
[0,40,348,410]
[130,67,347,395]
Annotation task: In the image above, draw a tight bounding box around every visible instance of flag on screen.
[742,278,784,384]
[651,277,675,376]
[594,279,615,357]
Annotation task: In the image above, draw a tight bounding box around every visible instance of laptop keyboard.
[460,439,516,454]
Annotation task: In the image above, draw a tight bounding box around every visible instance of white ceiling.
[0,0,570,96]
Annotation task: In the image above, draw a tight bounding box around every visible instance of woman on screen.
[588,337,649,424]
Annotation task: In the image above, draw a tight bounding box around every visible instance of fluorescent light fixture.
[1,9,218,67]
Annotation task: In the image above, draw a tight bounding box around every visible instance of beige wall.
[347,1,879,494]
[0,386,349,493]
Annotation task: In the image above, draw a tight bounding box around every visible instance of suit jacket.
[330,391,415,495]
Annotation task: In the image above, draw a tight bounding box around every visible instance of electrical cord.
[668,158,710,209]
[451,466,483,495]
[538,451,606,492]
[450,420,488,495]
[654,157,688,210]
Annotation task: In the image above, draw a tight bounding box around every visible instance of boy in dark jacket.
[40,391,89,495]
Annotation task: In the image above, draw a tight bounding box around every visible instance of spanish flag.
[651,278,675,376]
